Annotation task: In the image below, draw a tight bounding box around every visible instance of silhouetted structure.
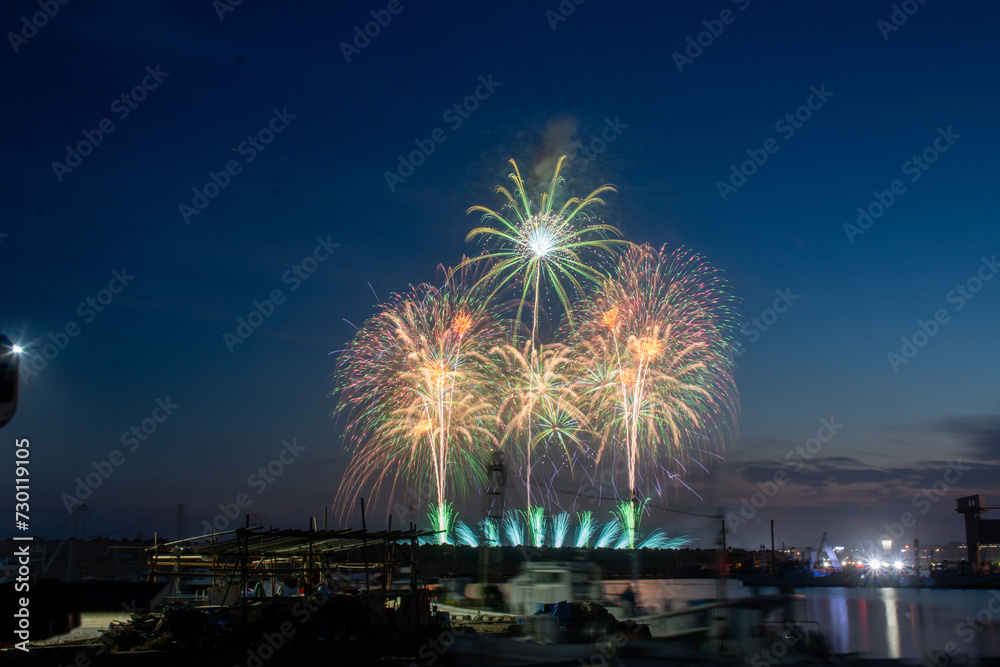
[956,495,1000,573]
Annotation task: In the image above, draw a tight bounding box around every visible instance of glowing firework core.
[451,311,473,337]
[631,335,663,362]
[528,226,555,258]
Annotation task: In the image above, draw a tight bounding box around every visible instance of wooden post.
[360,498,370,592]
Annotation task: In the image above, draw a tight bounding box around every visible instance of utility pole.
[770,520,776,575]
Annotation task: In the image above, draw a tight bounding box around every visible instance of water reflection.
[882,588,901,659]
[765,585,1000,660]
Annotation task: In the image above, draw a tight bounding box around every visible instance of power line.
[550,487,719,519]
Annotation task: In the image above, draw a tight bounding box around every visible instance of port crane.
[808,531,843,572]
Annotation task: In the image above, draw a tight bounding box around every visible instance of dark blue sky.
[2,0,998,551]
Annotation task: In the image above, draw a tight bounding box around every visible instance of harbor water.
[631,579,1000,661]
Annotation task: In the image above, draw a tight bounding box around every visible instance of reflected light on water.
[881,588,901,659]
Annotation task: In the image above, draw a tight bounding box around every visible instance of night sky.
[3,1,999,552]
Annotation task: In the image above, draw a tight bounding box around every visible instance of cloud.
[930,415,1000,461]
[725,453,1000,506]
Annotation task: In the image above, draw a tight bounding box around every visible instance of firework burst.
[333,262,503,543]
[334,152,740,547]
[572,243,740,539]
[490,340,589,509]
[465,155,625,348]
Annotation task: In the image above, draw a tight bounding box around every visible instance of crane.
[809,531,843,572]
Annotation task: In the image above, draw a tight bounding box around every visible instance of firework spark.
[572,243,740,522]
[575,510,594,548]
[465,155,625,348]
[595,520,622,549]
[491,340,588,509]
[613,498,646,550]
[333,263,502,543]
[479,518,501,547]
[455,520,479,547]
[523,505,548,548]
[640,529,694,550]
[503,510,524,546]
[552,512,571,548]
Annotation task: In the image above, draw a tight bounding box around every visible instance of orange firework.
[571,243,740,510]
[333,262,503,542]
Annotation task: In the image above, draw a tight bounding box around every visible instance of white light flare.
[528,228,555,258]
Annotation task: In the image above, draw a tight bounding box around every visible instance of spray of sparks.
[428,502,458,544]
[523,505,548,548]
[595,520,623,549]
[333,263,502,543]
[464,155,625,348]
[575,510,594,548]
[454,519,479,547]
[613,498,646,550]
[491,341,588,510]
[479,518,501,547]
[572,243,740,506]
[551,513,571,548]
[503,510,525,546]
[418,507,692,550]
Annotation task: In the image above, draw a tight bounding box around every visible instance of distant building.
[956,495,1000,573]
